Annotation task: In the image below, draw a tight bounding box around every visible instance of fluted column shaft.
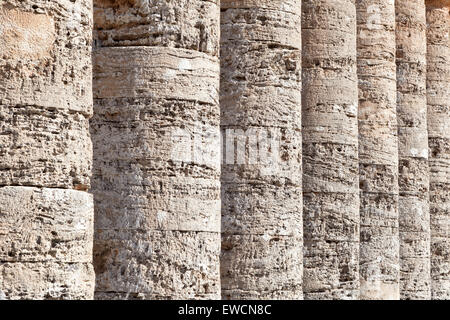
[396,0,431,300]
[426,0,450,300]
[0,0,94,299]
[91,0,221,299]
[302,0,360,299]
[356,0,400,300]
[220,0,303,299]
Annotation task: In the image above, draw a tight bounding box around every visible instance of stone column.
[91,0,221,299]
[396,0,431,300]
[220,0,303,299]
[0,0,94,299]
[426,0,450,300]
[356,0,400,300]
[302,0,360,299]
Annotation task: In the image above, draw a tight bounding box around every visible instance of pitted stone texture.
[220,1,302,299]
[221,184,302,237]
[426,4,450,300]
[221,234,303,300]
[94,47,219,105]
[0,187,93,263]
[399,195,431,300]
[220,126,302,237]
[0,105,92,189]
[0,262,94,300]
[94,229,220,300]
[94,0,220,56]
[0,0,93,114]
[91,96,220,233]
[221,0,300,12]
[94,292,217,300]
[356,0,400,300]
[302,0,360,300]
[426,0,450,7]
[220,44,301,128]
[221,4,301,49]
[396,0,431,300]
[0,0,94,301]
[303,237,359,300]
[92,1,221,298]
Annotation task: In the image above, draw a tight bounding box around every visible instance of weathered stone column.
[220,0,303,299]
[302,0,360,299]
[396,0,431,300]
[356,0,400,300]
[426,0,450,300]
[91,1,221,299]
[0,0,94,299]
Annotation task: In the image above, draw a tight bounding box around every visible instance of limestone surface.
[1,0,448,302]
[92,0,222,299]
[396,0,431,300]
[94,229,220,300]
[0,187,94,300]
[0,262,94,300]
[0,0,93,189]
[220,0,303,299]
[0,105,92,189]
[0,1,93,115]
[94,0,220,56]
[302,0,360,300]
[426,2,450,300]
[0,0,94,300]
[0,187,93,263]
[356,0,400,300]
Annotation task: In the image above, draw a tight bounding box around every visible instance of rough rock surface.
[0,105,92,189]
[0,0,94,300]
[396,0,431,300]
[0,262,94,300]
[94,229,219,300]
[94,0,219,55]
[0,187,94,300]
[0,0,93,189]
[0,187,94,263]
[91,0,222,299]
[302,0,360,300]
[426,1,450,300]
[220,0,303,300]
[356,0,400,300]
[0,1,93,115]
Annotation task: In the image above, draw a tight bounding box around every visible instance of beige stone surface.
[92,0,221,299]
[0,0,94,300]
[0,187,93,263]
[94,0,220,55]
[426,3,450,300]
[221,234,303,300]
[0,262,94,300]
[0,105,92,189]
[0,0,93,189]
[94,229,220,299]
[396,0,431,300]
[220,0,303,299]
[302,0,360,300]
[93,47,219,105]
[356,0,400,300]
[0,176,94,300]
[90,96,221,232]
[0,0,447,302]
[0,0,93,114]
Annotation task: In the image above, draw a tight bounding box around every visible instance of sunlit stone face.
[0,9,55,60]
